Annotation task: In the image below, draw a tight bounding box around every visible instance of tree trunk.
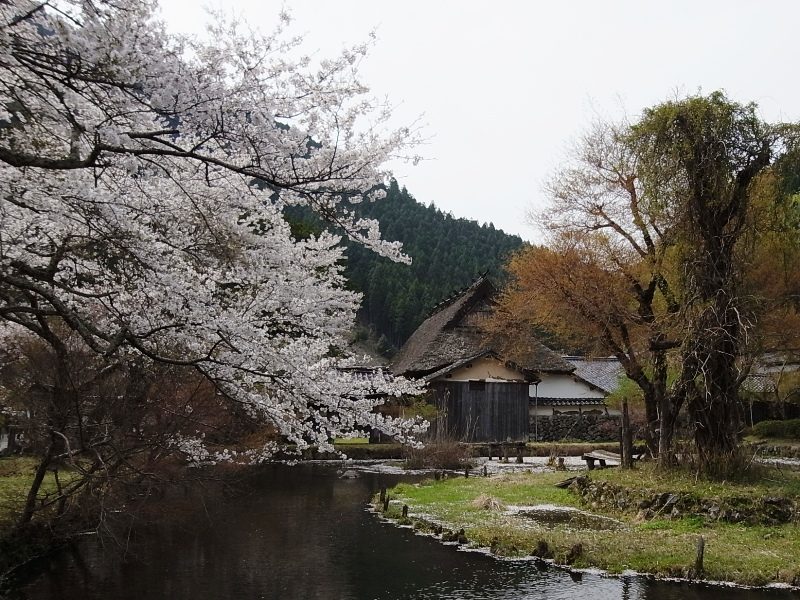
[17,440,54,527]
[652,348,675,467]
[682,246,744,473]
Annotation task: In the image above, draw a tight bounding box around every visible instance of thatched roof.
[391,274,573,377]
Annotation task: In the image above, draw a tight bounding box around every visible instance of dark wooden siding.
[431,381,529,442]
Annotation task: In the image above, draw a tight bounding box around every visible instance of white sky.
[157,0,800,242]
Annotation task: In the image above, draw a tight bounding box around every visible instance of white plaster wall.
[528,372,605,399]
[437,357,525,382]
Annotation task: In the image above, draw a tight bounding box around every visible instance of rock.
[568,475,589,491]
[533,539,553,559]
[565,543,583,565]
[663,493,679,508]
[489,537,500,554]
[633,509,649,523]
[761,497,792,524]
[338,469,359,479]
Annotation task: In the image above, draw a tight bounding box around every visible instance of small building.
[529,356,624,417]
[391,275,577,442]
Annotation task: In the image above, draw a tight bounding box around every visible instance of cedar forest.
[288,178,525,351]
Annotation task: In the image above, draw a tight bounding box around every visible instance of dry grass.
[404,440,474,471]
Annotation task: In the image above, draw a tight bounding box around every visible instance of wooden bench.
[581,449,643,470]
[488,442,526,463]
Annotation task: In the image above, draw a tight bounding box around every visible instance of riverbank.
[377,462,800,588]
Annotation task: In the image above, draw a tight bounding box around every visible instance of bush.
[403,440,474,471]
[750,419,800,440]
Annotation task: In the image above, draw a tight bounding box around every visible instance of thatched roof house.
[391,275,581,442]
[391,274,573,381]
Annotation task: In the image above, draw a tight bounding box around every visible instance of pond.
[14,463,797,600]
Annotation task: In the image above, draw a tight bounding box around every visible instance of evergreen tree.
[343,181,525,348]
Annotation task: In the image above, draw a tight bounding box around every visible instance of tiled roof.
[338,366,394,390]
[564,357,625,394]
[533,397,608,406]
[741,374,778,394]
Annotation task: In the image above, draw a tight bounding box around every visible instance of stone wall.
[569,475,798,525]
[530,413,621,442]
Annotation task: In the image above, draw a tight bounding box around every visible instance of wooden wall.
[431,381,529,442]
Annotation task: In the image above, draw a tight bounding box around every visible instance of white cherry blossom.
[0,0,426,460]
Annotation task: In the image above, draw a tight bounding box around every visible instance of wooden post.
[694,535,705,578]
[383,496,390,512]
[621,399,633,469]
[402,504,408,518]
[379,487,386,503]
[464,466,469,478]
[516,444,523,464]
[483,465,488,477]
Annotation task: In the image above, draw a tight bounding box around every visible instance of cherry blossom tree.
[0,0,425,472]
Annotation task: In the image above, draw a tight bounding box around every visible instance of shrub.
[403,440,474,471]
[751,419,800,440]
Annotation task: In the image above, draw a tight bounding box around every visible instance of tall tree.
[492,119,682,464]
[495,92,799,473]
[632,93,778,470]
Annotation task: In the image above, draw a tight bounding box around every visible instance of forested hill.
[343,180,525,350]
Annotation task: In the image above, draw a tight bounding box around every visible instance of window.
[469,380,486,392]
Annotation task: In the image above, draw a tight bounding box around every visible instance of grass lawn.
[383,464,800,587]
[0,456,64,530]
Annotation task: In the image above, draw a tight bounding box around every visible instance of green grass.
[0,456,63,530]
[589,461,800,498]
[383,467,800,586]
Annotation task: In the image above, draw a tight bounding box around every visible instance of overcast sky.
[157,0,800,242]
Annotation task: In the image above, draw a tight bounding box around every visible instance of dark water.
[15,464,797,599]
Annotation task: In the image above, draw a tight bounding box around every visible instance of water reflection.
[17,464,796,600]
